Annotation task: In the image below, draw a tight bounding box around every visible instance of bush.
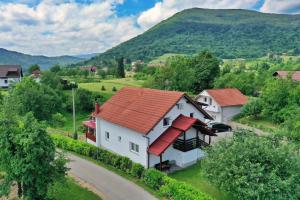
[101,85,106,91]
[241,98,262,118]
[142,168,165,190]
[112,86,117,92]
[131,163,145,178]
[51,113,66,127]
[160,176,213,200]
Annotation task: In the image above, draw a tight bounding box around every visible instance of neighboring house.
[83,87,216,169]
[0,65,23,88]
[195,88,248,123]
[273,71,300,81]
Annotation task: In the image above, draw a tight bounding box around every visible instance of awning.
[148,127,182,156]
[83,120,96,129]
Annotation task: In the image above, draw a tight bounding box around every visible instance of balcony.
[173,137,209,152]
[86,131,96,142]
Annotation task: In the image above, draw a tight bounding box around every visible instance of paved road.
[67,153,157,200]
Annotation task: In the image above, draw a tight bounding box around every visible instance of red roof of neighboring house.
[0,65,22,78]
[95,87,211,134]
[205,88,248,107]
[273,71,300,81]
[83,120,96,129]
[148,115,215,156]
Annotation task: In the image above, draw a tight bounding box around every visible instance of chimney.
[95,103,100,114]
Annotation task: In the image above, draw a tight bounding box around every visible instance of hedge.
[51,134,214,200]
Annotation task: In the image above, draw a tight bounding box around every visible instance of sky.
[0,0,299,56]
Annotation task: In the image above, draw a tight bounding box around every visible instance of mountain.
[0,48,84,71]
[74,53,99,60]
[84,8,300,64]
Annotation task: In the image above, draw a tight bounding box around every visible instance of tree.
[74,88,94,112]
[241,98,263,118]
[0,100,67,200]
[203,130,300,200]
[27,64,40,74]
[191,51,220,93]
[12,78,63,120]
[40,70,63,91]
[50,64,61,73]
[117,57,125,78]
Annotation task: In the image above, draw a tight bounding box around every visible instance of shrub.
[51,113,66,127]
[160,176,213,200]
[131,163,145,178]
[112,86,117,92]
[101,85,106,91]
[142,168,165,190]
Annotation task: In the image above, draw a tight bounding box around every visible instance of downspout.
[143,135,150,168]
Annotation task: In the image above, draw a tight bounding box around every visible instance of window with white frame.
[105,131,110,141]
[118,136,122,142]
[4,79,8,84]
[190,113,194,118]
[129,142,139,153]
[209,98,212,105]
[204,97,207,102]
[163,117,170,126]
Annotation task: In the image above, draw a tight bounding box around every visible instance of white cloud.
[0,0,141,56]
[137,0,260,29]
[260,0,300,14]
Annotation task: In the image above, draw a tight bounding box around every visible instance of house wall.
[222,106,242,123]
[97,118,149,167]
[147,97,207,145]
[0,77,21,88]
[196,91,220,113]
[205,110,222,123]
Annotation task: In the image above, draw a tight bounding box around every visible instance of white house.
[195,88,248,123]
[0,65,23,88]
[83,87,216,170]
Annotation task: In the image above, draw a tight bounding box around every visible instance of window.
[118,136,122,142]
[204,97,207,102]
[209,98,212,105]
[190,113,194,118]
[4,80,8,84]
[105,131,110,141]
[163,117,170,126]
[177,103,183,110]
[130,142,139,153]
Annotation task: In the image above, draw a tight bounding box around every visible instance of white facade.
[196,90,243,123]
[0,77,21,88]
[92,96,210,168]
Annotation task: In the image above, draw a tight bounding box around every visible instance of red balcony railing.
[86,132,96,142]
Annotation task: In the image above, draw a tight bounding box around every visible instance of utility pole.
[71,81,77,139]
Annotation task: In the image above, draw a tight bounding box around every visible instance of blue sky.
[0,0,299,56]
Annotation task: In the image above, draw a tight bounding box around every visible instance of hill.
[83,8,300,64]
[0,48,84,71]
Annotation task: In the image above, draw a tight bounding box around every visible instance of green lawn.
[48,177,101,200]
[169,162,232,200]
[235,116,279,132]
[79,78,144,100]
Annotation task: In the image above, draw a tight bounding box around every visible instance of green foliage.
[241,98,263,118]
[52,134,214,200]
[112,86,117,92]
[12,78,63,120]
[202,130,300,200]
[145,52,220,93]
[74,88,94,112]
[27,64,40,74]
[50,64,61,73]
[116,57,125,78]
[101,85,106,91]
[0,109,67,200]
[51,113,67,127]
[40,70,64,90]
[82,8,300,64]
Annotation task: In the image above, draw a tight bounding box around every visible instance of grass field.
[79,78,144,100]
[48,177,101,200]
[235,116,279,132]
[169,162,232,200]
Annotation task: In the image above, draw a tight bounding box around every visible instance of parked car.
[208,122,232,133]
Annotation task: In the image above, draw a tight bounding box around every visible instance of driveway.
[67,153,157,200]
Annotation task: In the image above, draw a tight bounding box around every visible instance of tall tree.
[0,99,67,199]
[27,64,40,74]
[50,64,61,73]
[192,51,220,93]
[117,57,125,78]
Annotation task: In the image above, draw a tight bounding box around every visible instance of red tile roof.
[148,127,182,156]
[273,71,300,81]
[206,88,248,107]
[95,87,211,134]
[83,120,96,129]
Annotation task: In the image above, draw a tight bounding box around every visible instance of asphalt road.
[67,153,157,200]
